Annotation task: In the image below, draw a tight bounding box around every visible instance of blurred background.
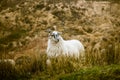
[0,0,120,80]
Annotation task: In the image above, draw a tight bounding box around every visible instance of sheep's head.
[47,29,62,43]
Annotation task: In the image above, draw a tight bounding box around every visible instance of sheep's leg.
[46,59,51,66]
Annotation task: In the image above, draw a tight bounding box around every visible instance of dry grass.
[0,0,120,80]
[0,41,119,80]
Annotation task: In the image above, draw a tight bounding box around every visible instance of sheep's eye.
[57,34,59,36]
[56,34,59,37]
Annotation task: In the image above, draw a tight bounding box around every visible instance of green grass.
[31,64,120,80]
[59,65,120,80]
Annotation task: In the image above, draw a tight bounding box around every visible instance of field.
[0,0,120,80]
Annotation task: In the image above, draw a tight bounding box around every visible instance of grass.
[0,0,120,80]
[31,64,120,80]
[0,42,119,80]
[0,29,27,53]
[58,64,120,80]
[1,63,120,80]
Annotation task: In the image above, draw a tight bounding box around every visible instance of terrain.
[0,0,120,80]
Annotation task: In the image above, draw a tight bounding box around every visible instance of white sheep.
[46,30,85,64]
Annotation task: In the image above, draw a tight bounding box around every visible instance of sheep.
[46,29,85,65]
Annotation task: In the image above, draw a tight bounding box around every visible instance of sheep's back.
[64,40,85,57]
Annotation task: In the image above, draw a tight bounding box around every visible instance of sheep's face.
[49,31,61,43]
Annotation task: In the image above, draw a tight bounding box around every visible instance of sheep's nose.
[57,39,59,42]
[55,38,59,42]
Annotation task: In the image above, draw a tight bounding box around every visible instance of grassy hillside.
[0,0,120,80]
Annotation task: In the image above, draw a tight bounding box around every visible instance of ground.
[0,0,120,80]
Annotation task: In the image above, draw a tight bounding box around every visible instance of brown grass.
[0,0,120,79]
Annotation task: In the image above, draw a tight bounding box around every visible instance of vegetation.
[58,64,120,80]
[0,0,120,80]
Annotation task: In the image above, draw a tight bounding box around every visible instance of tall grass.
[0,0,120,79]
[0,41,119,80]
[86,41,120,66]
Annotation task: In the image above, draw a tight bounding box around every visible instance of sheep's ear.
[53,25,57,30]
[46,29,52,33]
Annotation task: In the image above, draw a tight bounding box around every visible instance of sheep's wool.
[47,34,85,59]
